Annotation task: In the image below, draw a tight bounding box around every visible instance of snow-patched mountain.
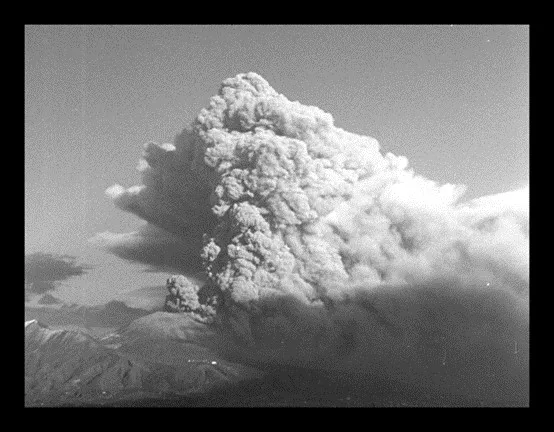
[25,319,147,405]
[25,313,262,406]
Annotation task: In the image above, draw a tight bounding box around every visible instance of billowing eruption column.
[94,73,528,402]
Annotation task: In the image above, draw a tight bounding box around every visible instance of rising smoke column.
[94,73,529,403]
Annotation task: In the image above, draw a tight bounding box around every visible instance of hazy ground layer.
[25,304,528,407]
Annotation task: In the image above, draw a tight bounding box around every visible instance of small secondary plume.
[93,73,529,402]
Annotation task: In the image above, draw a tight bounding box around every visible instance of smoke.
[92,224,205,275]
[93,73,529,403]
[25,253,91,297]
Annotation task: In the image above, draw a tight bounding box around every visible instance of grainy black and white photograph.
[24,24,529,407]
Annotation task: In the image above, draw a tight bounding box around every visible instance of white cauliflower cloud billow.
[92,73,529,403]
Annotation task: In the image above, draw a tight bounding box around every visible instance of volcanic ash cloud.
[93,73,528,401]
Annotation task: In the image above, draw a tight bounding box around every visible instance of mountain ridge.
[24,313,263,406]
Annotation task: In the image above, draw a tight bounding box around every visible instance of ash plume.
[92,73,529,402]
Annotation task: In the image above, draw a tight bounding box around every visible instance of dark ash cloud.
[91,224,204,275]
[25,252,91,295]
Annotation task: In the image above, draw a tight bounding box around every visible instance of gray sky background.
[24,25,529,305]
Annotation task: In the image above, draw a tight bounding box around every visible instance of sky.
[24,24,529,305]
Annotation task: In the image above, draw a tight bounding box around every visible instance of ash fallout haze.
[25,25,528,406]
